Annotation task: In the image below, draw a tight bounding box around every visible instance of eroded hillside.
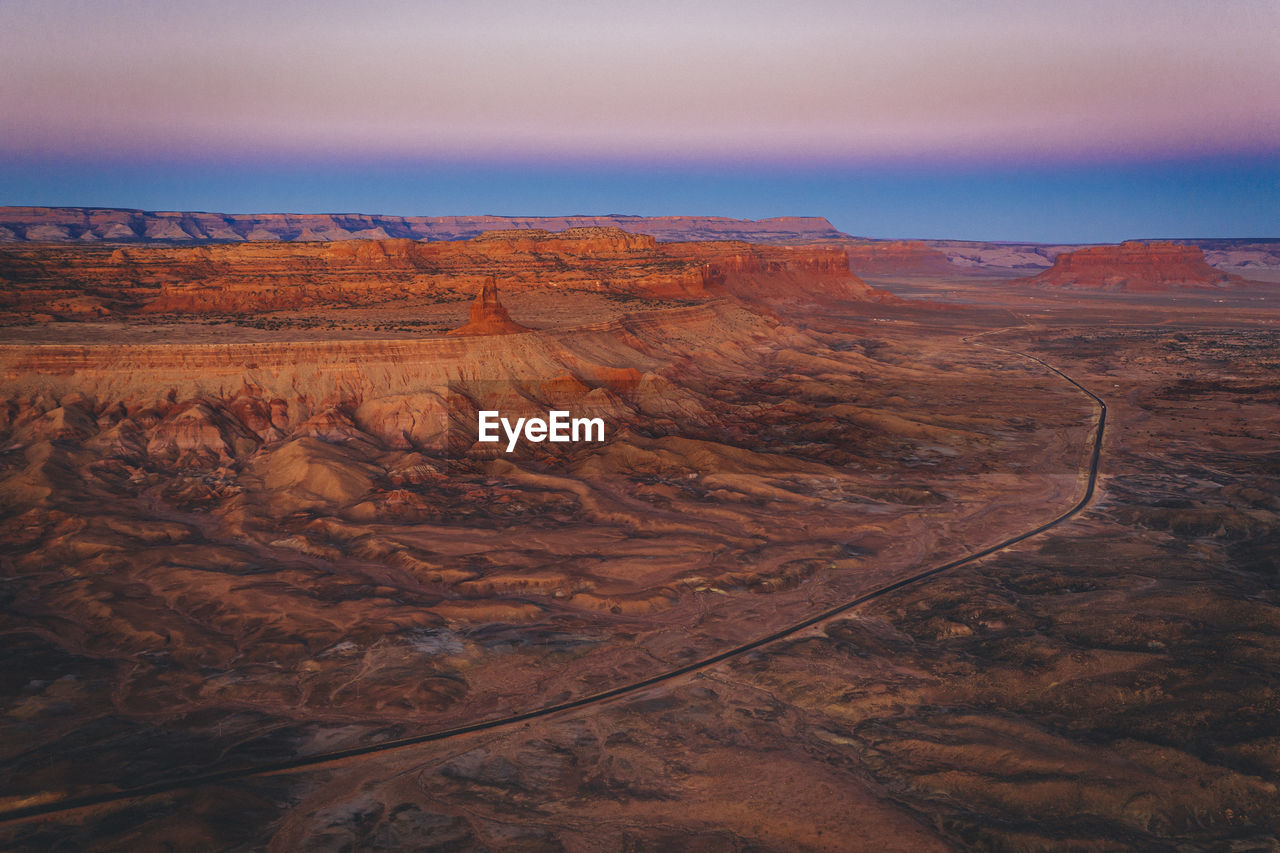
[0,243,1095,817]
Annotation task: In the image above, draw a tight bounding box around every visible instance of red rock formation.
[1024,241,1243,291]
[700,243,894,305]
[447,278,531,336]
[470,226,657,256]
[844,240,954,275]
[0,227,897,318]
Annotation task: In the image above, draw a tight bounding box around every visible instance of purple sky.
[2,0,1277,239]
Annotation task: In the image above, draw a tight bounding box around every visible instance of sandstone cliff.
[1023,241,1244,291]
[699,243,891,306]
[0,227,889,318]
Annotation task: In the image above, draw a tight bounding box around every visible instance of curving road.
[0,333,1106,826]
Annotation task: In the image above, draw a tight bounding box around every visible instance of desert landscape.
[0,208,1276,850]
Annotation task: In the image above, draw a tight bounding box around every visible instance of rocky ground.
[0,240,1277,850]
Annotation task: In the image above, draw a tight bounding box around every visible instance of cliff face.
[700,243,890,305]
[844,240,954,275]
[0,207,850,245]
[0,312,636,403]
[1025,241,1243,291]
[0,228,889,318]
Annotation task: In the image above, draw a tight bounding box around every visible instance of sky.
[2,0,1277,241]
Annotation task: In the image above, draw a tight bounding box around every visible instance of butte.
[447,277,532,336]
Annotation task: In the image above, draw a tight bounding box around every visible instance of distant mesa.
[1023,241,1244,291]
[844,240,954,276]
[470,226,657,256]
[448,278,531,336]
[0,206,850,246]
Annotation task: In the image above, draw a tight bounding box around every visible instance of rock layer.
[1024,241,1244,290]
[0,227,888,318]
[844,240,954,275]
[0,207,850,245]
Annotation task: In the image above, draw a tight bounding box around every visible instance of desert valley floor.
[0,218,1277,851]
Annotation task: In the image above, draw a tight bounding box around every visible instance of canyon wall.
[0,227,886,318]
